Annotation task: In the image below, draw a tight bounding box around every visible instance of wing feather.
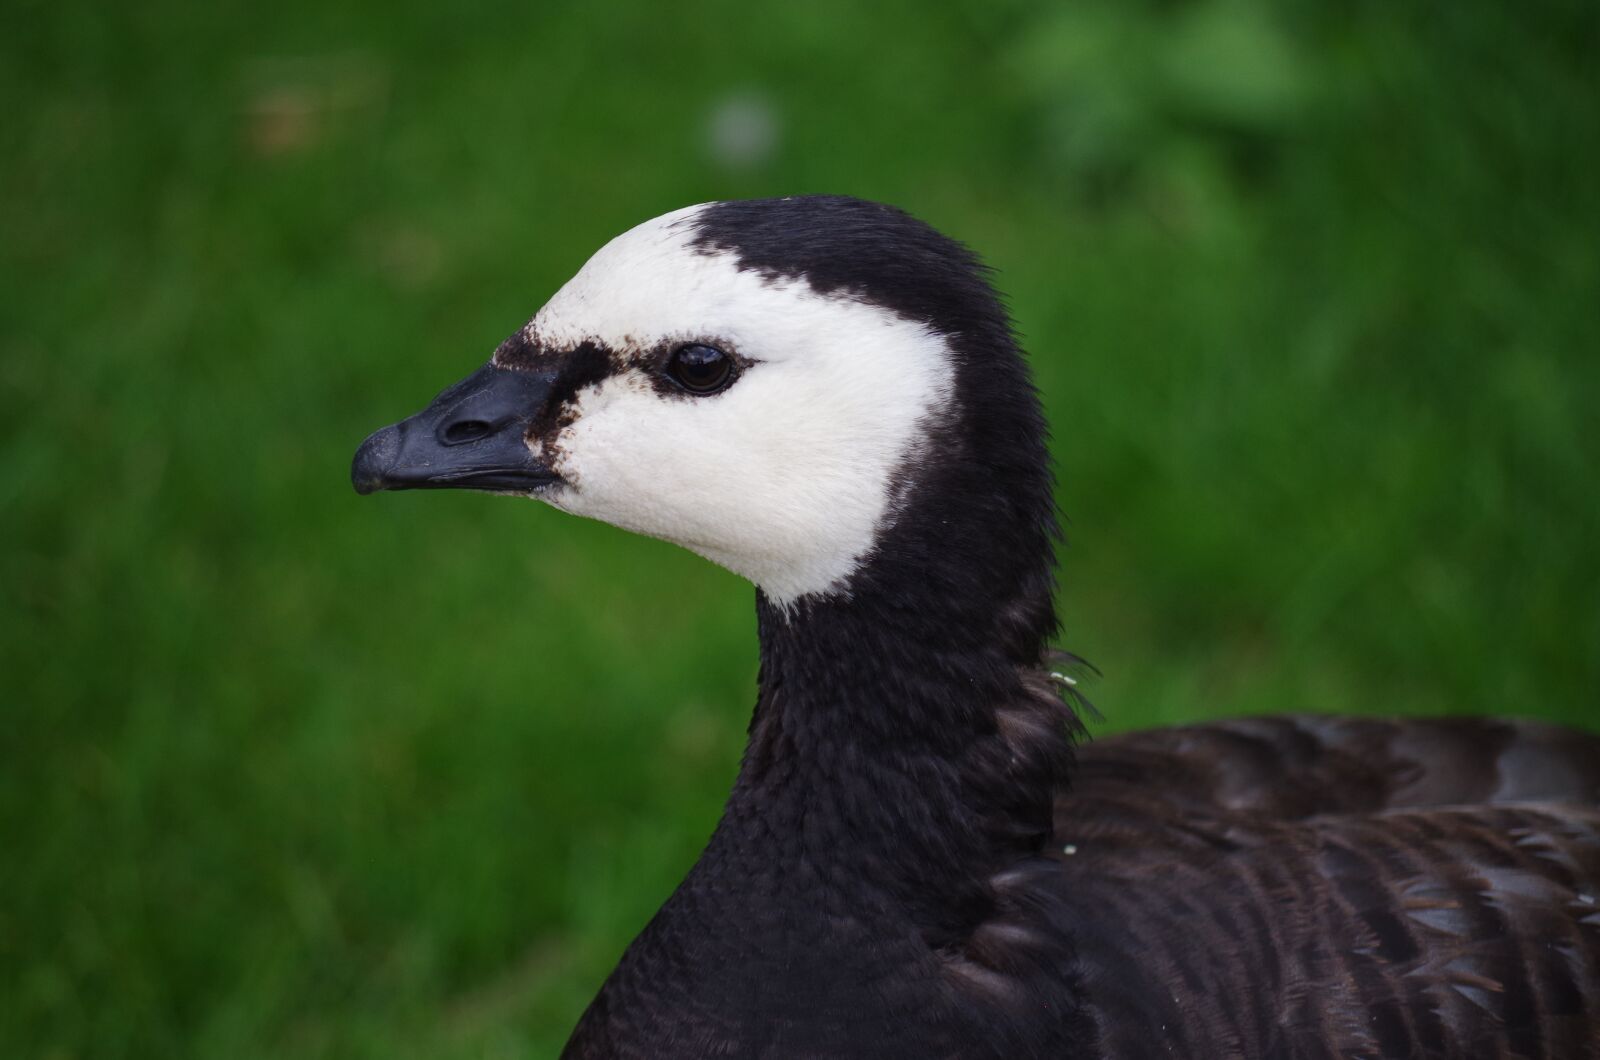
[1056,716,1600,1058]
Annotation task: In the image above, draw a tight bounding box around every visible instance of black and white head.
[354,197,1057,647]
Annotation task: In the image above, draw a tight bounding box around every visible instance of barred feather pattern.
[1052,716,1600,1059]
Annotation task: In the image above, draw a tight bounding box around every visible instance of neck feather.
[733,577,1078,941]
[560,576,1086,1058]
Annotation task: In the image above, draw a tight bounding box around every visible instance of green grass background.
[4,0,1597,1055]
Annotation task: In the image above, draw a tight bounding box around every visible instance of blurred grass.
[2,0,1597,1055]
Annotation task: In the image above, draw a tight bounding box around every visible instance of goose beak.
[352,363,562,495]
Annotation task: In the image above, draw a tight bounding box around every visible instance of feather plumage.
[1061,718,1600,1058]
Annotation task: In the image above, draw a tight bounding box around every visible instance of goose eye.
[666,344,736,395]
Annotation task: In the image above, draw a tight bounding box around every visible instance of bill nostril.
[441,419,494,445]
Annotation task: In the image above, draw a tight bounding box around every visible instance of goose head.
[353,196,1055,618]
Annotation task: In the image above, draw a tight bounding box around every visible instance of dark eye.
[666,344,736,395]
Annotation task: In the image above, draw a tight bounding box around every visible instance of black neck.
[561,568,1081,1058]
[734,576,1064,935]
[562,223,1078,1054]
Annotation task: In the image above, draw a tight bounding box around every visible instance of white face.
[497,204,954,607]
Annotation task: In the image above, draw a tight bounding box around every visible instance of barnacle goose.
[352,196,1600,1059]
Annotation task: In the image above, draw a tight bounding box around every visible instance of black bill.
[351,364,561,495]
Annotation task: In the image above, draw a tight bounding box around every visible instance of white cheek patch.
[525,205,953,607]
